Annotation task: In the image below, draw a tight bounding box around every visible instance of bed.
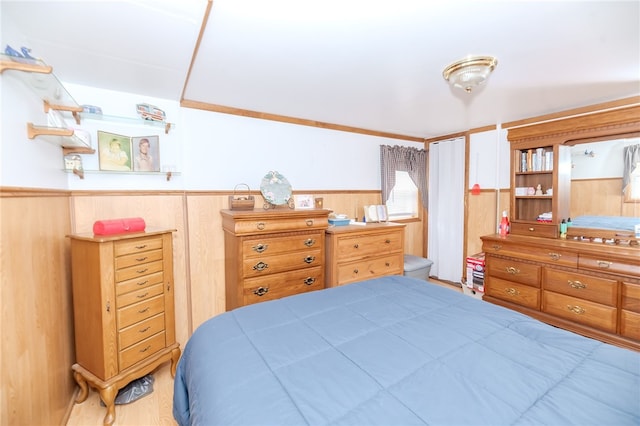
[567,215,640,245]
[173,275,640,425]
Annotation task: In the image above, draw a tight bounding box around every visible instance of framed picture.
[98,131,132,171]
[132,135,160,172]
[295,194,314,209]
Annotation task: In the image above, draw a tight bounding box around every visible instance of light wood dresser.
[481,233,640,351]
[221,208,331,310]
[68,229,181,426]
[325,222,406,287]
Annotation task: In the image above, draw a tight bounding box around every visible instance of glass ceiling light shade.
[443,55,498,93]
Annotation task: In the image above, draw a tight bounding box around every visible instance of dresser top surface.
[325,222,406,235]
[68,227,175,242]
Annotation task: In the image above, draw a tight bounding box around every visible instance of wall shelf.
[64,169,180,181]
[81,112,174,134]
[26,123,95,155]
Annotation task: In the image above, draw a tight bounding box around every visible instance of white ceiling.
[2,0,639,139]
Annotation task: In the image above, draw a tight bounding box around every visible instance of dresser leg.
[73,369,89,403]
[170,346,181,378]
[99,384,118,426]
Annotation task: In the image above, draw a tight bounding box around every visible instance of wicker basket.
[229,184,255,210]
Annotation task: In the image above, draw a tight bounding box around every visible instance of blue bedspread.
[571,215,640,232]
[173,276,640,425]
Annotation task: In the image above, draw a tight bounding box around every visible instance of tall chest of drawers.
[221,209,331,310]
[325,222,406,287]
[481,233,640,351]
[69,229,181,426]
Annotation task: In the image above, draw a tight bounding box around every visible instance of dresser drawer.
[114,236,163,257]
[115,248,163,270]
[243,266,324,305]
[622,282,640,313]
[116,260,163,282]
[542,291,617,333]
[119,331,166,371]
[242,232,323,258]
[510,222,558,238]
[116,271,164,295]
[232,216,328,235]
[543,269,617,306]
[335,253,404,286]
[242,248,322,278]
[487,257,540,287]
[484,241,577,268]
[118,313,165,349]
[620,310,640,341]
[117,283,163,308]
[117,295,165,329]
[335,230,403,260]
[486,277,540,309]
[579,254,640,277]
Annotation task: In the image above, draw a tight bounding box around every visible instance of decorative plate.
[260,171,292,206]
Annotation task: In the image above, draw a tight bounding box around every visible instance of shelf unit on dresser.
[481,233,640,351]
[68,228,181,426]
[325,222,406,287]
[221,208,331,310]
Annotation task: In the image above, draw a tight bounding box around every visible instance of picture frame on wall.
[295,194,314,209]
[98,131,132,171]
[132,135,160,172]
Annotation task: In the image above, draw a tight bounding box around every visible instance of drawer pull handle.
[136,268,148,274]
[353,268,359,274]
[492,244,502,251]
[306,219,314,227]
[505,287,519,296]
[505,266,520,274]
[567,305,586,315]
[253,261,268,272]
[137,292,149,299]
[253,287,269,296]
[304,256,315,264]
[139,327,150,333]
[548,252,561,261]
[568,280,586,290]
[385,262,390,267]
[304,277,315,285]
[596,260,612,269]
[256,222,266,230]
[137,280,148,286]
[139,345,151,353]
[528,227,535,232]
[304,238,315,247]
[135,244,147,249]
[385,239,391,244]
[252,243,268,253]
[353,243,359,249]
[136,256,148,262]
[138,307,149,314]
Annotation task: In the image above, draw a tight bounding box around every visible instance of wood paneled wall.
[0,187,424,425]
[571,178,639,217]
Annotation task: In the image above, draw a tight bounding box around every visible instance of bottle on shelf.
[499,210,510,236]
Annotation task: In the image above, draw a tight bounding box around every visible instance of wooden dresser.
[69,229,181,426]
[481,233,640,351]
[325,222,405,287]
[221,208,331,310]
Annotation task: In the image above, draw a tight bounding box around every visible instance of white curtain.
[427,137,465,282]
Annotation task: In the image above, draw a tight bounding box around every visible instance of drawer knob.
[252,243,268,253]
[505,287,519,296]
[139,345,151,353]
[135,244,147,250]
[568,280,586,290]
[303,277,315,285]
[253,261,269,272]
[353,243,359,249]
[596,260,612,269]
[138,307,149,314]
[306,219,314,227]
[139,327,151,333]
[253,286,269,297]
[137,292,149,299]
[304,238,315,247]
[385,239,391,244]
[492,244,502,251]
[353,268,359,274]
[567,305,586,315]
[548,252,561,261]
[528,227,535,232]
[136,256,148,262]
[137,280,148,286]
[304,255,315,264]
[505,266,520,274]
[256,222,266,230]
[385,262,390,267]
[136,268,148,274]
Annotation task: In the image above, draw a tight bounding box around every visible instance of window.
[624,162,640,202]
[385,171,419,220]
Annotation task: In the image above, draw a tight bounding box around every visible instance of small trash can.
[403,255,433,281]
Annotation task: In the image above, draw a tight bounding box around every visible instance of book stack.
[520,148,553,172]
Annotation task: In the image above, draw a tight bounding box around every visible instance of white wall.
[469,127,510,190]
[1,82,424,191]
[570,138,639,180]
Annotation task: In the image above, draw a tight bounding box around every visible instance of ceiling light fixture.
[443,55,498,93]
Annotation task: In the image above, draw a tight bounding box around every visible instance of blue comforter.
[173,276,640,425]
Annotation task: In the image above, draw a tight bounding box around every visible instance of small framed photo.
[98,131,132,171]
[132,135,160,172]
[295,194,314,209]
